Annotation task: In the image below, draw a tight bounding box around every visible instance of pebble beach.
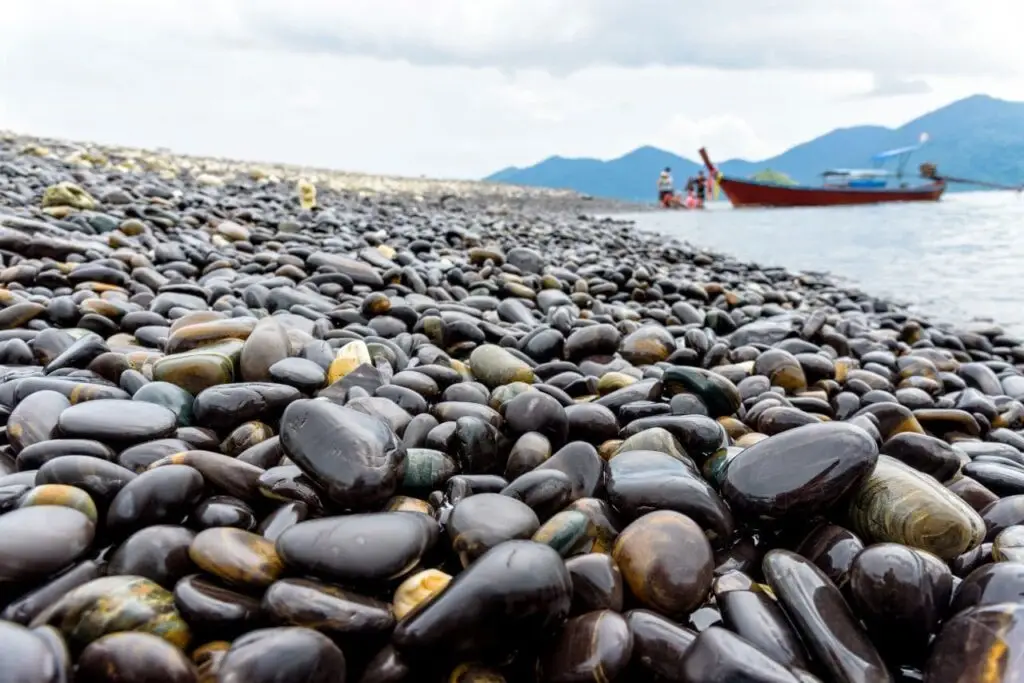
[2,130,1024,682]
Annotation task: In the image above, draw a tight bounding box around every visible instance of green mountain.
[485,95,1024,201]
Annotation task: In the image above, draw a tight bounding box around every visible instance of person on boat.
[657,167,675,206]
[694,169,707,207]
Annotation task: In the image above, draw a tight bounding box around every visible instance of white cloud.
[0,0,1022,179]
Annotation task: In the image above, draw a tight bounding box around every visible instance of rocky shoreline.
[1,132,1023,682]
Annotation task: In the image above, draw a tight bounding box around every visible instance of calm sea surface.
[613,191,1024,334]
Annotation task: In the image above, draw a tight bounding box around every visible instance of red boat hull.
[717,176,946,208]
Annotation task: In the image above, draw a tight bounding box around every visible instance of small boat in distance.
[699,138,946,208]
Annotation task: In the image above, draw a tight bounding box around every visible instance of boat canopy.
[871,144,923,162]
[822,169,891,178]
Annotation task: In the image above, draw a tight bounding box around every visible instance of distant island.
[485,94,1024,201]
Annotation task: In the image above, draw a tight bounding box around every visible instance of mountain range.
[484,95,1024,201]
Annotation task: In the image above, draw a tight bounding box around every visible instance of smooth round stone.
[994,525,1024,562]
[15,438,116,471]
[0,621,66,683]
[173,574,263,638]
[847,543,953,656]
[661,366,741,418]
[848,455,985,559]
[189,528,284,590]
[30,575,191,651]
[564,554,624,615]
[280,399,407,511]
[504,432,553,480]
[614,427,692,464]
[612,510,713,618]
[77,632,198,683]
[216,627,347,683]
[262,578,395,638]
[133,382,195,427]
[721,422,879,525]
[500,390,568,446]
[107,525,198,589]
[606,449,734,546]
[880,432,965,481]
[500,469,574,521]
[7,390,69,454]
[541,610,632,683]
[448,493,540,568]
[763,550,891,683]
[925,603,1024,682]
[190,495,258,531]
[57,399,177,444]
[0,506,95,583]
[35,455,137,508]
[106,465,205,537]
[468,344,535,389]
[118,439,194,473]
[392,540,572,659]
[532,510,590,557]
[276,512,438,584]
[268,357,326,393]
[981,495,1024,541]
[18,484,97,522]
[240,317,291,383]
[951,562,1024,613]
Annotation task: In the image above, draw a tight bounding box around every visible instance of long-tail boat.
[698,141,946,208]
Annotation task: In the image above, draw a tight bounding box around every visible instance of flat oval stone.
[189,528,284,590]
[35,455,137,508]
[469,344,536,389]
[0,506,95,583]
[276,512,438,584]
[57,399,177,444]
[722,422,879,525]
[7,390,69,453]
[280,399,407,511]
[612,510,713,619]
[107,525,197,589]
[448,493,539,568]
[106,465,205,538]
[848,455,985,559]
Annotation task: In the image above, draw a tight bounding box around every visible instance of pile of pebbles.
[2,134,1024,683]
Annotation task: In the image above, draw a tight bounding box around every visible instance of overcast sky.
[2,0,1022,179]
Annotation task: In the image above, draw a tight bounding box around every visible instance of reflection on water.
[614,192,1024,334]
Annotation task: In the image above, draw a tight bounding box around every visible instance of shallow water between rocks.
[620,191,1024,334]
